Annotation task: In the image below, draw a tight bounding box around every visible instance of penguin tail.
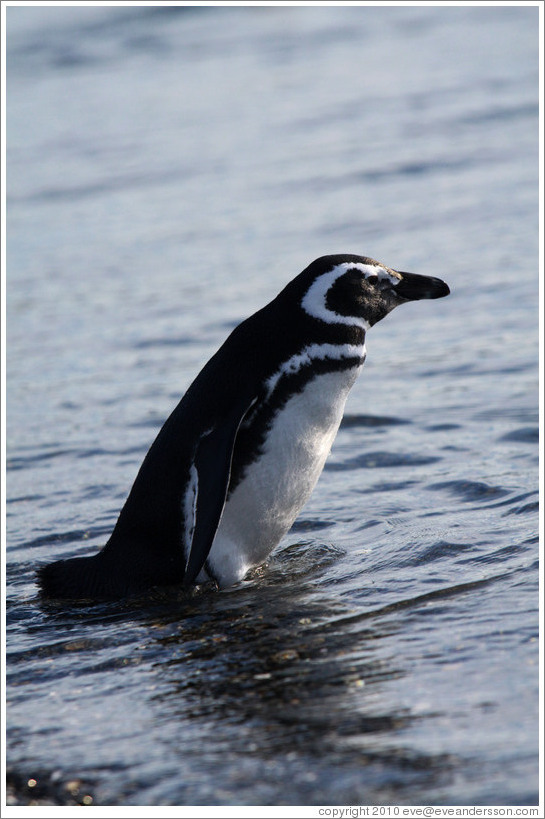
[37,554,132,601]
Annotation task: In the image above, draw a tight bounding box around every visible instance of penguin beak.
[393,271,450,301]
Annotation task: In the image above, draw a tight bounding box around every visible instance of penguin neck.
[312,319,366,348]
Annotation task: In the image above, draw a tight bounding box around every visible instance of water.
[5,4,540,808]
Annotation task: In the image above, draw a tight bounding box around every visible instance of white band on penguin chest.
[265,342,366,399]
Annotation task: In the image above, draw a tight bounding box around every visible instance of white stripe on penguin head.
[301,262,400,329]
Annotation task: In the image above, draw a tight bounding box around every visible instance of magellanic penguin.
[37,254,450,600]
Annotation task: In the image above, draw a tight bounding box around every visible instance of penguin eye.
[366,274,379,285]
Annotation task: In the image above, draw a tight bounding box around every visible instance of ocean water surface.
[5,4,540,807]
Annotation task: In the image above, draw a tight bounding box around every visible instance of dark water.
[5,4,540,808]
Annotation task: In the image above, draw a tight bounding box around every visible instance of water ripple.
[340,414,411,429]
[326,451,441,471]
[499,427,539,444]
[427,480,509,502]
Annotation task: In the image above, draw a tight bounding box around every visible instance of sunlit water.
[5,5,539,807]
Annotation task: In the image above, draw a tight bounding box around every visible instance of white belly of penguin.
[204,365,363,587]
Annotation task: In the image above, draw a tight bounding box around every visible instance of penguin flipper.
[183,397,257,587]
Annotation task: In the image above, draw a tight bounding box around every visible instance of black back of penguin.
[37,254,449,601]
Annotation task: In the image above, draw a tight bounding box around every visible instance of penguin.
[37,254,450,600]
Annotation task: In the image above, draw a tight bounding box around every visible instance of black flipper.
[183,397,257,587]
[37,391,258,600]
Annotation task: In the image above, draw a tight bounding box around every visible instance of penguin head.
[299,255,450,329]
